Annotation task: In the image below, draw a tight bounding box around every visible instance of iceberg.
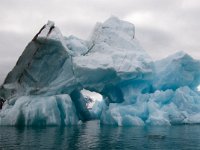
[1,17,200,126]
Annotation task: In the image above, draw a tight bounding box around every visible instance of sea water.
[1,120,200,150]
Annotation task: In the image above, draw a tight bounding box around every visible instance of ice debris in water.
[1,17,200,126]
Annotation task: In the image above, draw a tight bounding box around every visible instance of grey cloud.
[0,31,32,83]
[136,27,178,59]
[0,0,200,83]
[0,61,16,84]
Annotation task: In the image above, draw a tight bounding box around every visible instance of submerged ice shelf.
[0,17,200,126]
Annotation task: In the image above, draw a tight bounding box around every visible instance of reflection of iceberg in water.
[1,17,200,126]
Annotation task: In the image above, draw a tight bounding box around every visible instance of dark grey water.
[1,121,200,150]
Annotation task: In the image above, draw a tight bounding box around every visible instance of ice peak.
[162,51,192,62]
[46,20,55,28]
[103,16,133,27]
[90,16,136,45]
[102,16,135,37]
[32,20,55,41]
[103,16,120,24]
[171,51,188,58]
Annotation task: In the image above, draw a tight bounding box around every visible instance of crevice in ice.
[117,52,128,72]
[47,26,55,37]
[83,43,95,56]
[101,84,124,103]
[55,96,66,126]
[132,26,135,39]
[70,57,77,81]
[32,25,46,41]
[0,97,5,109]
[15,109,25,126]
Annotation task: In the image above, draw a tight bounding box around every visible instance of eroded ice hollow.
[0,17,200,126]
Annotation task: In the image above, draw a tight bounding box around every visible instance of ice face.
[1,17,200,126]
[100,86,200,126]
[0,94,79,126]
[153,51,200,91]
[0,21,76,99]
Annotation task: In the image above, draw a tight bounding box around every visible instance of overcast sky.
[0,0,200,83]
